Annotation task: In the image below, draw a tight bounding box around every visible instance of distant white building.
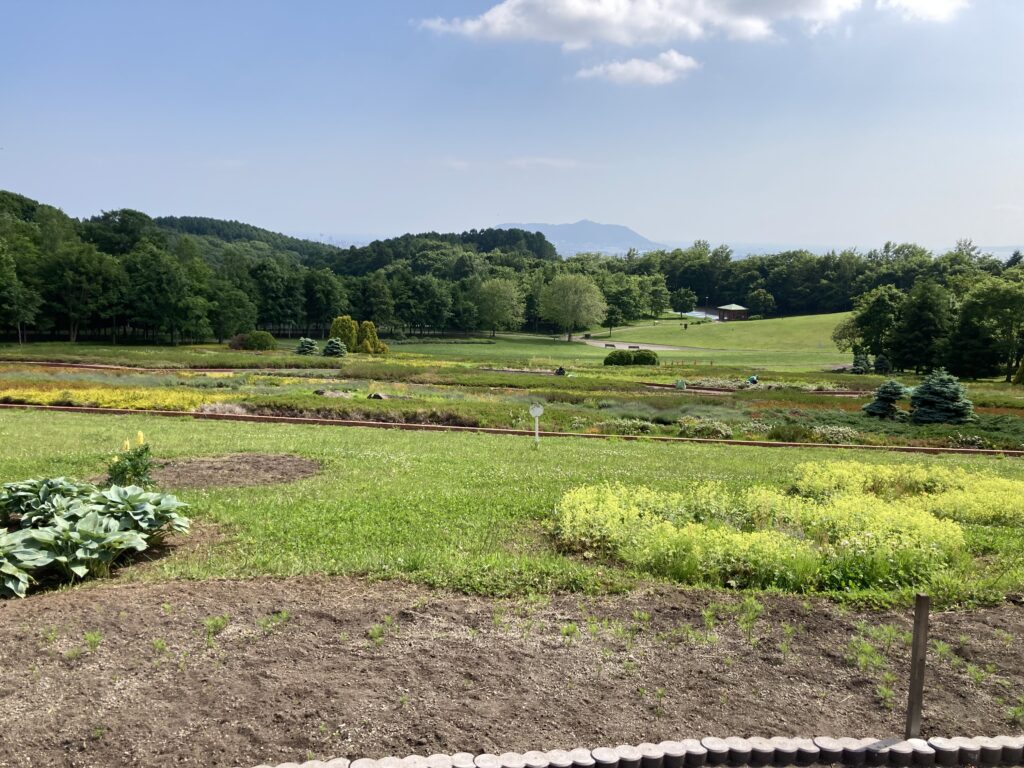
[716,304,749,321]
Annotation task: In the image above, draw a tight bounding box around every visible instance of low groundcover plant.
[550,459,1013,597]
[0,477,189,598]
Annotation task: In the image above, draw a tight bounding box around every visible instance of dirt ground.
[150,453,321,488]
[0,577,1022,768]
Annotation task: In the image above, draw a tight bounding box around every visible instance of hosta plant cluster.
[0,478,189,598]
[552,459,1023,595]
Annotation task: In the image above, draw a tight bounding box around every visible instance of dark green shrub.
[873,354,892,375]
[322,338,347,358]
[295,337,318,356]
[632,349,660,366]
[604,350,634,366]
[863,380,908,419]
[603,349,659,366]
[910,368,974,424]
[851,354,870,374]
[766,423,813,443]
[228,331,276,351]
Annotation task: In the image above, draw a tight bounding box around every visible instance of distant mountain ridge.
[500,219,665,256]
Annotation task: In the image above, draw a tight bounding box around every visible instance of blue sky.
[1,0,1021,251]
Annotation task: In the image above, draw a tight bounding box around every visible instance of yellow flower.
[122,439,131,452]
[136,431,146,446]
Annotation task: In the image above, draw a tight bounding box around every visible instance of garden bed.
[0,577,1021,768]
[4,402,1024,457]
[151,454,321,488]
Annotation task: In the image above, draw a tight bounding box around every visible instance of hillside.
[501,219,664,256]
[602,312,850,369]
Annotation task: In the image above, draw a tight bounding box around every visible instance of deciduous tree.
[539,274,607,341]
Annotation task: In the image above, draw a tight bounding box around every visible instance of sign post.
[529,404,544,448]
[905,593,930,738]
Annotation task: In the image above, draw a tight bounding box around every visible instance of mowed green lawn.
[391,335,610,365]
[0,337,705,369]
[605,312,850,369]
[0,341,325,369]
[2,409,1020,598]
[0,315,847,371]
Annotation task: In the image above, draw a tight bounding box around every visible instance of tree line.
[1,190,1020,351]
[834,263,1024,381]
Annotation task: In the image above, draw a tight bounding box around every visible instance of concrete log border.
[245,737,1024,768]
[1,402,1021,458]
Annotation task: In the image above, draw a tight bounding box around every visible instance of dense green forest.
[1,189,1022,377]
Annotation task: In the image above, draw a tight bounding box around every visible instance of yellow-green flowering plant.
[106,432,153,488]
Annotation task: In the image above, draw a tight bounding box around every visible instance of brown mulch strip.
[150,453,320,489]
[0,577,1021,768]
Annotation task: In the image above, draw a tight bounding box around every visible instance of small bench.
[628,345,641,350]
[605,344,616,348]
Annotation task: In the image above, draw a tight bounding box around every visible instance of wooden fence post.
[905,593,931,738]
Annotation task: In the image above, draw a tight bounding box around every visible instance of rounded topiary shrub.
[631,349,660,366]
[603,350,634,366]
[228,331,276,351]
[322,338,347,358]
[603,349,659,366]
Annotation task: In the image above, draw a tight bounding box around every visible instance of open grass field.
[604,313,851,369]
[3,408,1024,604]
[4,334,1024,766]
[0,313,849,372]
[0,341,340,369]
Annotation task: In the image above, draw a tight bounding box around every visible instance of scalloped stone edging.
[246,735,1024,768]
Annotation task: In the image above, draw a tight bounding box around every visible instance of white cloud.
[423,0,866,48]
[577,49,699,85]
[876,0,969,22]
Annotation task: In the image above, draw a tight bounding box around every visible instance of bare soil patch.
[0,577,1021,768]
[150,453,320,489]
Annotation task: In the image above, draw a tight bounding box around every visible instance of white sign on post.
[529,404,544,447]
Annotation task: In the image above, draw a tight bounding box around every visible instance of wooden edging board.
[1,403,1020,458]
